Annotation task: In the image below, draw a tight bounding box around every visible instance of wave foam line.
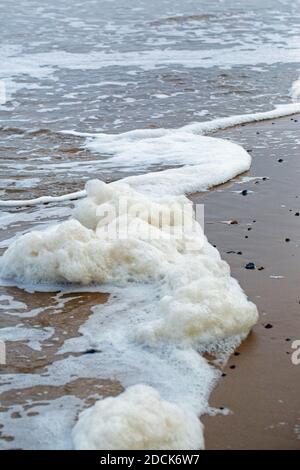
[184,102,300,133]
[1,103,300,207]
[0,190,86,208]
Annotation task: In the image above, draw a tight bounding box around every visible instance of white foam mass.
[0,177,258,449]
[0,180,258,345]
[72,384,204,450]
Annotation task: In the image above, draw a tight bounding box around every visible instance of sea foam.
[0,179,258,449]
[0,180,258,343]
[3,99,297,449]
[72,384,204,450]
[1,103,300,207]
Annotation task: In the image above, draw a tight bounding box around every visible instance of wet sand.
[195,114,300,449]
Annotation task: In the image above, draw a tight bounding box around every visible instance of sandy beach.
[197,114,300,449]
[1,0,300,452]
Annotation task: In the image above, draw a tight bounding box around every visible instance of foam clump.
[72,384,204,450]
[138,271,257,345]
[0,179,258,343]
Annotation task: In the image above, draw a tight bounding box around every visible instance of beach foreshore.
[1,114,300,450]
[196,114,300,449]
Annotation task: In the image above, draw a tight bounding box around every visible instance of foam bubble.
[72,384,204,450]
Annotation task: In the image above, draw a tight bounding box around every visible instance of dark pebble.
[264,323,273,329]
[278,159,284,163]
[241,189,248,196]
[245,262,256,270]
[230,220,238,225]
[84,349,98,354]
[285,238,290,242]
[229,365,236,369]
[234,352,240,356]
[295,213,300,216]
[221,373,227,377]
[237,251,242,255]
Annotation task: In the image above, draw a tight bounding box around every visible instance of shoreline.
[0,114,300,449]
[193,114,300,449]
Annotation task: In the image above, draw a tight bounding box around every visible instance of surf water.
[1,0,300,450]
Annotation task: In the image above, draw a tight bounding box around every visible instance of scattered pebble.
[229,365,236,369]
[84,349,98,354]
[230,220,238,225]
[278,158,284,163]
[245,262,256,270]
[285,238,290,242]
[258,266,265,271]
[264,323,273,329]
[241,189,248,196]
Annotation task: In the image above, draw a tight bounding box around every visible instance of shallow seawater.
[0,0,300,449]
[1,0,300,200]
